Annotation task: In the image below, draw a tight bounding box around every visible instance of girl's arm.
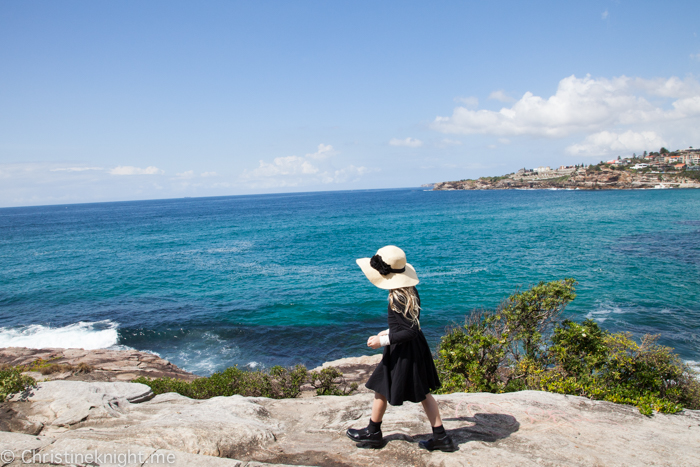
[387,310,420,345]
[368,329,391,348]
[378,329,390,346]
[387,324,419,345]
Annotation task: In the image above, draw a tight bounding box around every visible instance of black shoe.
[418,434,457,452]
[346,427,383,447]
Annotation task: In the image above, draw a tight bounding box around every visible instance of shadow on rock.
[432,413,520,446]
[355,413,519,452]
[0,402,43,435]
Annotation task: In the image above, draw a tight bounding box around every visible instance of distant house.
[676,150,700,165]
[631,163,649,170]
[534,166,551,173]
[674,163,686,169]
[665,155,683,164]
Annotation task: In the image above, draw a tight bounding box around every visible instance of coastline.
[432,166,700,190]
[0,346,382,397]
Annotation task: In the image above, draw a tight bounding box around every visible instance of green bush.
[434,279,700,415]
[0,367,36,402]
[309,367,359,396]
[435,279,577,394]
[133,364,356,399]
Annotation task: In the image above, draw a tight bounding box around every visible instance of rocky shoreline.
[2,347,700,466]
[433,166,700,191]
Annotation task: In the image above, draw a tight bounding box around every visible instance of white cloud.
[50,167,104,172]
[333,165,370,183]
[175,170,195,179]
[109,166,164,175]
[498,138,511,144]
[454,96,479,108]
[632,76,700,98]
[305,143,334,160]
[201,171,217,177]
[389,137,423,147]
[692,53,700,61]
[431,74,700,138]
[566,130,667,157]
[488,90,515,103]
[241,144,369,188]
[602,9,609,20]
[252,155,320,177]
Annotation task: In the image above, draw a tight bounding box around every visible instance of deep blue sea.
[1,188,698,375]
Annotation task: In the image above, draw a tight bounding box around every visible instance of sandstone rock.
[248,390,700,467]
[0,432,55,466]
[0,347,197,382]
[7,381,153,428]
[0,432,310,467]
[6,379,700,466]
[3,350,700,466]
[0,403,43,435]
[11,385,282,460]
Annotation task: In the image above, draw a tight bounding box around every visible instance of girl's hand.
[367,335,381,349]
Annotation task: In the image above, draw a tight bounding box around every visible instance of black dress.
[364,289,441,406]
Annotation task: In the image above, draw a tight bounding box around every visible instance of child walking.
[346,245,456,452]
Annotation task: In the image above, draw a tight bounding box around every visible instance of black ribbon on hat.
[370,254,406,276]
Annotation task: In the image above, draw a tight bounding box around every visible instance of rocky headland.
[2,347,700,467]
[433,166,700,191]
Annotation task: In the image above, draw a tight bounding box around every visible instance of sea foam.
[0,320,119,350]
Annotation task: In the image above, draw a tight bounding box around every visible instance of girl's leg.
[420,393,443,427]
[371,392,388,422]
[418,394,455,451]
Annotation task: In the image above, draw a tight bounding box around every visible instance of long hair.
[388,286,421,329]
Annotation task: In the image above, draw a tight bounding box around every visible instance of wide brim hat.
[356,245,419,290]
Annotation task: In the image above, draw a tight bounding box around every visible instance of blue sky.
[1,1,700,206]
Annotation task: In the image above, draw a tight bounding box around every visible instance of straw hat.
[356,245,419,290]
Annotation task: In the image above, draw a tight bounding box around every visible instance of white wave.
[421,267,486,278]
[174,333,241,375]
[0,320,119,350]
[585,305,627,323]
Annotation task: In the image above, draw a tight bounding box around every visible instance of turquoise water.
[0,188,698,375]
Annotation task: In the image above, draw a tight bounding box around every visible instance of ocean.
[1,188,698,375]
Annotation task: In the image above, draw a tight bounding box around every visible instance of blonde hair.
[388,286,421,329]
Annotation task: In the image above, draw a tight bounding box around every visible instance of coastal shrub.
[435,279,576,394]
[541,327,700,415]
[479,175,510,183]
[133,364,356,399]
[433,279,700,415]
[0,367,36,402]
[14,358,95,376]
[309,367,359,396]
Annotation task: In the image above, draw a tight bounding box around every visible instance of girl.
[346,245,456,452]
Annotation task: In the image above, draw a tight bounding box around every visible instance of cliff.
[434,167,700,191]
[2,348,699,466]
